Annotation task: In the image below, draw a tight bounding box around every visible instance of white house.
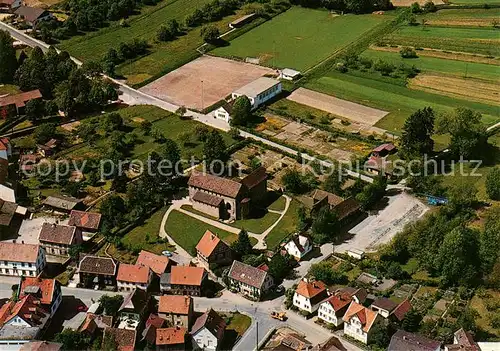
[191,309,226,351]
[0,242,46,277]
[232,77,282,110]
[284,234,312,260]
[280,68,301,81]
[343,302,381,344]
[212,102,233,123]
[293,279,329,314]
[227,260,273,301]
[116,264,152,292]
[318,293,352,327]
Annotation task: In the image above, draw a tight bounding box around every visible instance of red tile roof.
[0,295,48,327]
[156,327,187,345]
[117,264,150,284]
[343,302,378,333]
[322,293,352,315]
[192,191,224,207]
[146,313,165,329]
[373,143,396,153]
[158,295,192,315]
[136,250,171,275]
[20,341,62,351]
[296,280,327,299]
[241,166,267,190]
[0,242,40,263]
[38,223,77,245]
[188,172,242,198]
[391,299,412,322]
[20,277,57,305]
[0,89,42,108]
[196,230,227,258]
[68,210,101,230]
[170,266,205,286]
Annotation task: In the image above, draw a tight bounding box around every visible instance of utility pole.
[256,320,259,351]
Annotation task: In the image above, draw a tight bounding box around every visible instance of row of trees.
[102,39,148,76]
[335,53,420,78]
[290,0,393,14]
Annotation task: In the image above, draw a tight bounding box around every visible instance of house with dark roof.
[0,242,46,277]
[293,279,329,314]
[444,328,480,351]
[0,89,42,116]
[19,277,61,317]
[318,292,353,327]
[160,266,206,296]
[156,326,187,350]
[77,255,117,289]
[390,299,412,322]
[195,230,233,269]
[190,309,225,351]
[389,330,441,351]
[136,250,175,276]
[335,287,367,305]
[68,210,102,233]
[141,313,166,345]
[38,223,82,257]
[299,189,361,224]
[371,143,396,158]
[117,288,150,331]
[0,199,26,239]
[0,0,22,13]
[158,295,193,329]
[102,327,137,351]
[212,101,234,123]
[42,195,84,213]
[343,301,381,344]
[284,234,312,261]
[187,167,267,221]
[370,297,398,318]
[227,260,273,300]
[14,6,53,26]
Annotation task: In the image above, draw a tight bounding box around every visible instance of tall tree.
[486,167,500,201]
[100,195,127,234]
[323,166,345,195]
[203,130,227,171]
[400,107,435,158]
[0,30,18,83]
[479,208,500,275]
[231,229,253,256]
[402,308,422,332]
[311,206,339,244]
[55,329,91,350]
[230,95,252,126]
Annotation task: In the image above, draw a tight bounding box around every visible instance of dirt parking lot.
[287,87,389,126]
[139,56,274,110]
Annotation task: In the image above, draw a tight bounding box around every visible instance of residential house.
[284,234,313,261]
[19,277,62,317]
[318,292,352,327]
[0,199,27,239]
[158,295,193,328]
[68,210,102,234]
[300,189,361,225]
[0,137,11,161]
[42,195,84,213]
[116,264,152,292]
[195,230,233,269]
[77,255,117,289]
[38,223,82,257]
[19,154,39,177]
[227,260,273,300]
[335,287,367,304]
[141,313,166,346]
[136,250,175,276]
[156,327,187,351]
[0,295,50,348]
[371,143,397,158]
[79,313,113,336]
[370,297,398,318]
[212,101,233,123]
[187,166,267,221]
[14,6,53,26]
[390,299,412,323]
[102,327,137,351]
[160,266,206,296]
[389,330,441,351]
[232,77,282,110]
[343,302,381,344]
[0,242,46,277]
[0,90,42,116]
[312,336,345,351]
[293,279,329,314]
[190,309,225,351]
[0,0,22,13]
[117,288,150,331]
[280,68,301,81]
[444,328,480,351]
[20,341,63,351]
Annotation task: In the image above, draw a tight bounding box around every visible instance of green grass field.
[213,7,390,71]
[381,25,500,56]
[420,8,500,22]
[362,49,500,82]
[449,0,500,4]
[305,70,500,133]
[265,199,301,249]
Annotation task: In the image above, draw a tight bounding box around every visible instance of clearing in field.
[287,87,389,125]
[139,56,274,110]
[381,26,500,57]
[409,74,500,106]
[212,7,389,71]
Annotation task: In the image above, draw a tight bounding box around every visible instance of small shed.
[280,68,301,81]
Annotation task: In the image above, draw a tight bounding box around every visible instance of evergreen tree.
[231,229,253,256]
[0,30,18,83]
[230,95,252,126]
[486,167,500,201]
[402,308,422,332]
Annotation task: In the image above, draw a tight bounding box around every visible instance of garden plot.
[287,88,389,126]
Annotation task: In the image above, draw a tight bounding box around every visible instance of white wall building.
[280,68,301,81]
[212,103,232,123]
[318,293,352,327]
[232,77,282,110]
[191,309,225,351]
[343,302,380,344]
[0,243,45,277]
[293,279,329,314]
[284,234,312,261]
[116,264,152,292]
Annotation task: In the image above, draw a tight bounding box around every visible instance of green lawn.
[420,8,500,22]
[165,210,241,256]
[230,211,281,234]
[265,199,301,249]
[221,313,252,350]
[268,196,287,211]
[362,49,500,82]
[381,25,500,56]
[213,7,390,71]
[305,70,500,134]
[121,208,175,255]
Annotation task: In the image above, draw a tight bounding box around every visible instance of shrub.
[374,60,395,76]
[400,46,418,58]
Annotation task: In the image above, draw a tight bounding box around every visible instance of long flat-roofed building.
[232,77,282,109]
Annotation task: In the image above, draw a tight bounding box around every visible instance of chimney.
[21,240,24,244]
[176,325,180,330]
[13,239,16,244]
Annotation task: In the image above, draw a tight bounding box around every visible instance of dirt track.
[139,56,274,110]
[287,88,389,126]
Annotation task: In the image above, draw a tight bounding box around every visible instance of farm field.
[419,8,500,27]
[304,71,500,133]
[362,48,500,82]
[212,7,390,71]
[57,0,243,86]
[380,25,500,56]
